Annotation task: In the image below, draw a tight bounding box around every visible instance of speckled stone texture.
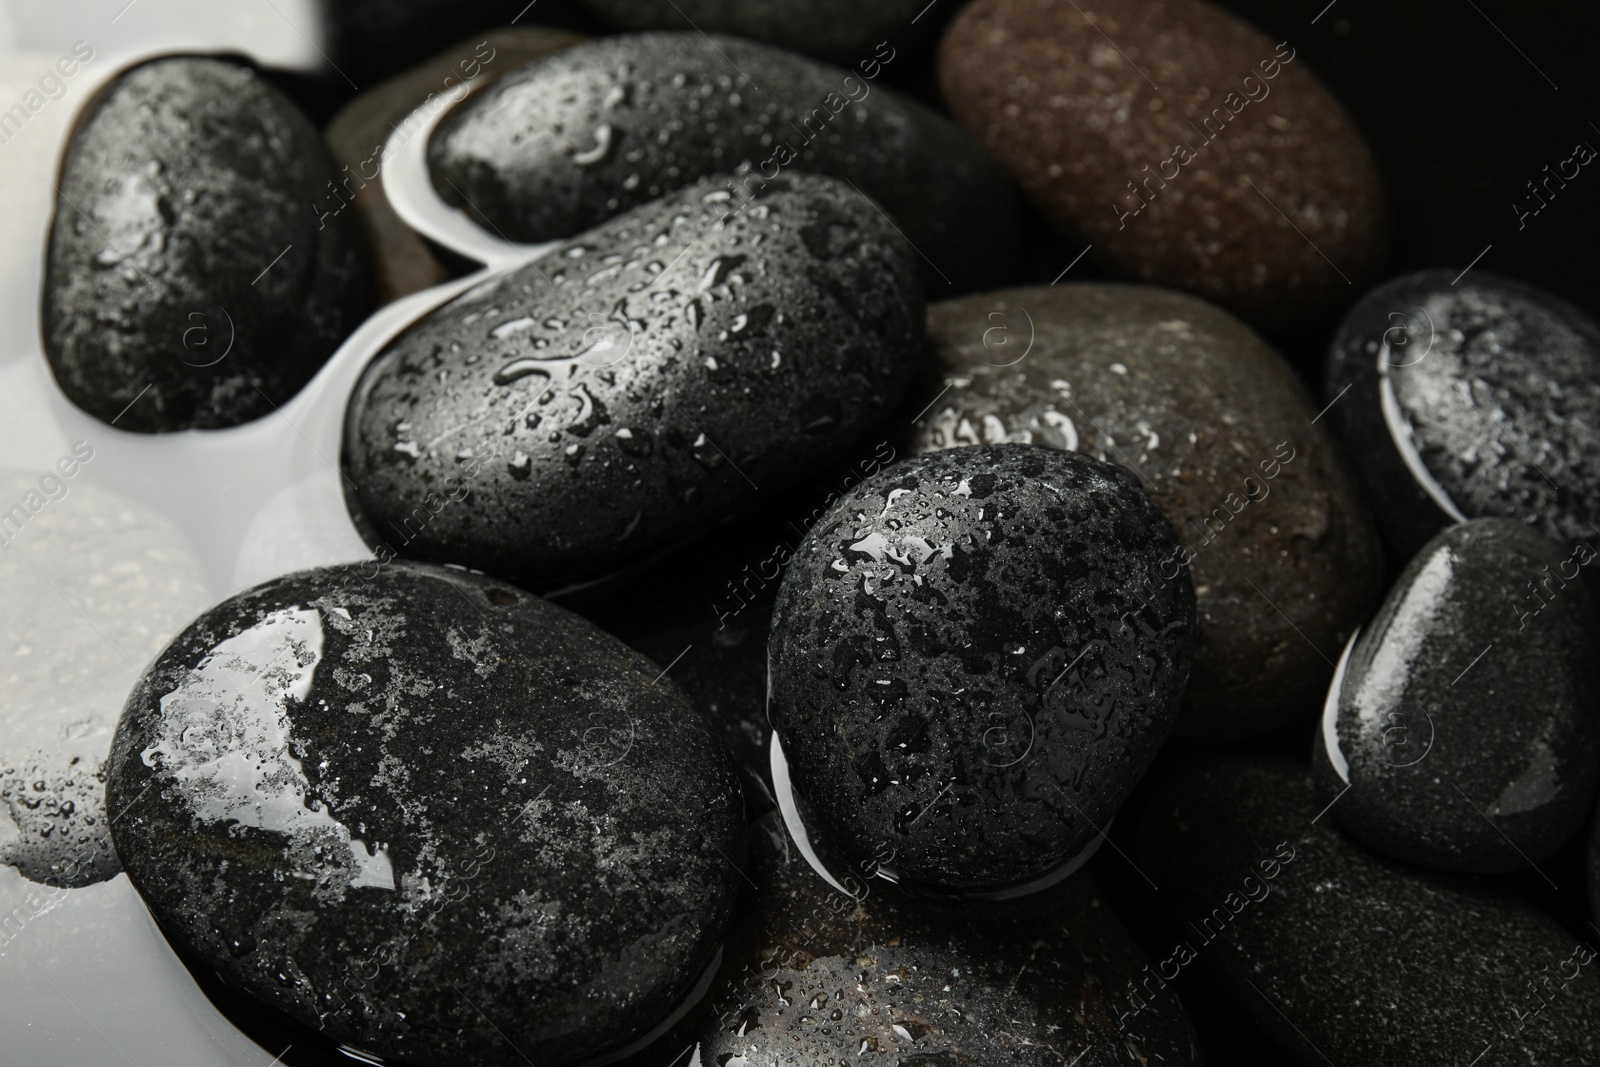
[343,173,923,590]
[903,285,1382,739]
[43,56,370,433]
[938,0,1387,329]
[1313,519,1600,873]
[1141,758,1600,1066]
[326,28,585,304]
[577,0,927,64]
[1327,269,1600,560]
[770,444,1195,892]
[427,32,1018,292]
[699,813,1202,1066]
[106,562,744,1067]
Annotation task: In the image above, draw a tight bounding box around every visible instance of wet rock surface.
[699,813,1203,1066]
[938,0,1387,329]
[1315,518,1600,873]
[43,56,370,432]
[903,284,1382,738]
[427,32,1018,292]
[769,444,1195,892]
[576,0,926,64]
[1141,758,1600,1066]
[1326,269,1600,559]
[106,562,744,1067]
[342,172,923,590]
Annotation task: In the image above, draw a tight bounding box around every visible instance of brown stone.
[325,27,584,304]
[901,283,1383,738]
[937,0,1388,330]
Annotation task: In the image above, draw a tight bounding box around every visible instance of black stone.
[342,173,923,590]
[426,32,1017,293]
[1313,518,1600,873]
[699,813,1203,1066]
[769,443,1195,892]
[106,562,743,1067]
[1140,758,1600,1065]
[575,0,927,65]
[1326,269,1600,559]
[43,56,370,433]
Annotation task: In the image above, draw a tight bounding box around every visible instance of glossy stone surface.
[1314,518,1600,872]
[1326,269,1600,559]
[938,0,1387,329]
[577,0,926,64]
[43,56,370,432]
[1141,758,1600,1065]
[903,285,1382,738]
[106,562,743,1067]
[769,444,1195,892]
[343,173,923,590]
[427,32,1018,292]
[699,813,1202,1066]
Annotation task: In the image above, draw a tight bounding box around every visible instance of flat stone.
[1326,269,1600,560]
[903,284,1382,738]
[769,443,1195,892]
[43,56,370,432]
[938,0,1388,329]
[106,561,744,1067]
[1314,518,1600,872]
[426,32,1018,293]
[342,173,924,589]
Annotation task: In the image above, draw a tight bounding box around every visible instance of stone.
[938,0,1388,330]
[426,32,1018,293]
[1140,758,1600,1065]
[342,173,924,590]
[42,56,370,433]
[106,561,744,1067]
[902,284,1382,739]
[1313,518,1600,873]
[699,813,1203,1066]
[575,0,927,65]
[325,28,586,305]
[1326,269,1600,560]
[769,443,1195,892]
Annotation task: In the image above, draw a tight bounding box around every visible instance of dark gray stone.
[769,444,1195,892]
[1140,758,1600,1066]
[342,173,923,590]
[43,56,370,433]
[699,813,1202,1066]
[575,0,926,65]
[1327,270,1600,559]
[426,32,1018,293]
[106,562,743,1067]
[1314,518,1600,873]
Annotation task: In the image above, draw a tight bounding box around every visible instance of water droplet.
[508,453,531,480]
[697,255,746,292]
[494,359,553,387]
[573,124,613,166]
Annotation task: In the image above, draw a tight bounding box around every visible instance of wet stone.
[699,813,1202,1066]
[43,56,370,432]
[1326,269,1600,560]
[768,444,1195,892]
[938,0,1387,329]
[1140,758,1600,1065]
[903,284,1382,739]
[105,562,744,1067]
[426,31,1018,292]
[576,0,927,65]
[342,172,924,590]
[1314,518,1600,873]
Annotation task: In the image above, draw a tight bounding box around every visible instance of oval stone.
[700,813,1202,1065]
[1140,758,1600,1064]
[769,443,1195,892]
[43,56,370,432]
[1326,269,1600,560]
[343,173,923,589]
[576,0,925,64]
[106,561,744,1067]
[902,284,1382,738]
[426,32,1018,292]
[938,0,1387,329]
[1314,518,1600,872]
